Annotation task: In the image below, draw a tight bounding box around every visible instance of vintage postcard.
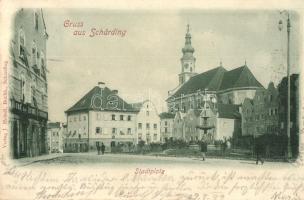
[0,0,304,200]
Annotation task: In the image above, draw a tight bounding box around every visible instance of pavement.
[13,152,295,169]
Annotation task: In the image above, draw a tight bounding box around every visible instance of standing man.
[254,136,264,165]
[101,142,105,155]
[96,142,101,155]
[200,138,207,161]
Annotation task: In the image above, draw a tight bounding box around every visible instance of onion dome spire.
[182,24,195,54]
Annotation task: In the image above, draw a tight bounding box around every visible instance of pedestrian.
[200,138,207,161]
[227,140,231,149]
[254,137,264,165]
[96,142,101,155]
[223,138,227,155]
[101,142,105,155]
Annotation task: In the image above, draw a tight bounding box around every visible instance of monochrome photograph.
[7,8,301,168]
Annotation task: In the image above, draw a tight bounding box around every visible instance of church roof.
[65,86,137,113]
[170,66,227,99]
[219,65,263,91]
[168,65,263,100]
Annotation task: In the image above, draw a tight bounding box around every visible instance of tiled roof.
[159,112,175,119]
[217,104,241,119]
[65,86,137,113]
[130,102,144,112]
[170,66,227,99]
[168,65,263,100]
[219,65,263,90]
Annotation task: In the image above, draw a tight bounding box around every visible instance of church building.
[167,25,264,114]
[167,25,264,142]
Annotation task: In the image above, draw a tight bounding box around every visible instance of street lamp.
[278,10,292,159]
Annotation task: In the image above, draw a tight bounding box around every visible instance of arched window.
[40,51,46,79]
[20,74,26,102]
[19,29,26,61]
[31,80,37,107]
[32,42,37,66]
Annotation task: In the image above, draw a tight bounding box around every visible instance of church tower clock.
[179,24,197,85]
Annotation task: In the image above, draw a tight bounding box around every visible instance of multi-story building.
[9,9,48,158]
[241,82,279,137]
[64,82,138,152]
[133,100,161,144]
[47,122,64,153]
[159,112,175,142]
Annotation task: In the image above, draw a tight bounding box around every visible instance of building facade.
[171,101,241,143]
[47,122,64,153]
[9,9,48,158]
[64,82,138,152]
[159,112,175,142]
[241,82,279,137]
[133,100,161,144]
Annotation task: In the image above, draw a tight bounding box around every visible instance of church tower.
[179,24,197,85]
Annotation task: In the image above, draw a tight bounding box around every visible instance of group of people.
[96,142,105,155]
[199,136,265,165]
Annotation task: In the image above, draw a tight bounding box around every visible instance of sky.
[43,9,301,122]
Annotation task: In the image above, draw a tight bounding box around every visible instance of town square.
[8,9,300,166]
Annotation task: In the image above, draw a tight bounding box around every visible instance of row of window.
[256,94,274,102]
[95,127,132,135]
[111,114,132,121]
[19,73,47,106]
[244,108,278,122]
[68,130,86,137]
[69,114,134,122]
[69,115,87,122]
[52,132,59,137]
[138,133,158,141]
[255,125,278,133]
[18,29,46,78]
[138,123,158,130]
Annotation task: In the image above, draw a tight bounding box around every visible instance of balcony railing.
[10,99,48,120]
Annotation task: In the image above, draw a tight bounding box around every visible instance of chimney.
[98,81,105,89]
[112,89,118,95]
